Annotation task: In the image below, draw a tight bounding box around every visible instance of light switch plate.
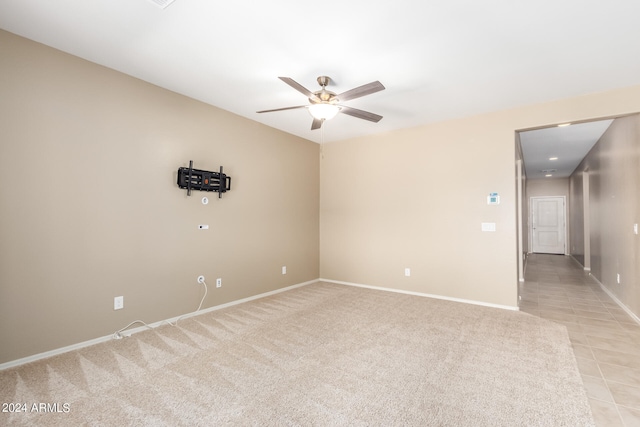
[481,222,496,232]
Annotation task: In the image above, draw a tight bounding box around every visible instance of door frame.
[582,170,591,271]
[529,196,567,255]
[516,159,524,282]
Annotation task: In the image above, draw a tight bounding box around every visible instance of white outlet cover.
[114,296,124,310]
[404,268,411,277]
[282,266,287,275]
[202,197,209,205]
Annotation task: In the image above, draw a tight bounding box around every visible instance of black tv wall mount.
[177,160,231,198]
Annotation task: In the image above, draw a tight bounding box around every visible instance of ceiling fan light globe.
[308,103,341,121]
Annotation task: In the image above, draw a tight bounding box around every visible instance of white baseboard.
[569,255,591,272]
[589,275,640,326]
[0,279,318,371]
[320,279,519,311]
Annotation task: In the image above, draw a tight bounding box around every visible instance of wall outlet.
[617,273,621,284]
[114,296,124,310]
[197,275,205,284]
[282,266,287,275]
[404,268,411,277]
[634,224,638,235]
[216,278,222,288]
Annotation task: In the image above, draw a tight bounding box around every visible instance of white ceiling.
[1,0,640,150]
[519,120,613,179]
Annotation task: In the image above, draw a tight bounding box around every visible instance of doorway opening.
[514,117,617,299]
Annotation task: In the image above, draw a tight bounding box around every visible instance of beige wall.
[526,178,570,254]
[320,119,517,306]
[0,31,319,364]
[571,115,640,316]
[527,177,570,198]
[320,86,640,309]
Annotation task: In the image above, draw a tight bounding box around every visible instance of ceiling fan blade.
[279,77,320,101]
[336,81,385,102]
[339,106,383,123]
[311,118,323,130]
[257,105,307,113]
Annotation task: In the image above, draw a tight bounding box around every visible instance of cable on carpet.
[112,280,208,339]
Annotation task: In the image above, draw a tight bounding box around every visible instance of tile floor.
[519,253,640,427]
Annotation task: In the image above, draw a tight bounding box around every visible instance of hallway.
[520,254,640,426]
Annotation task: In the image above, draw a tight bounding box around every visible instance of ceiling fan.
[257,76,385,130]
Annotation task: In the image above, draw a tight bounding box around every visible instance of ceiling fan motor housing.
[311,76,338,104]
[317,76,331,87]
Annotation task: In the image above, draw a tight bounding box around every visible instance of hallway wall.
[571,114,640,317]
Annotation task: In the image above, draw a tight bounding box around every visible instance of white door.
[531,197,566,254]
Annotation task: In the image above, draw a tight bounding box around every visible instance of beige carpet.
[0,282,594,426]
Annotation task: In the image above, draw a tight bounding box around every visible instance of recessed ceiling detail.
[520,119,613,179]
